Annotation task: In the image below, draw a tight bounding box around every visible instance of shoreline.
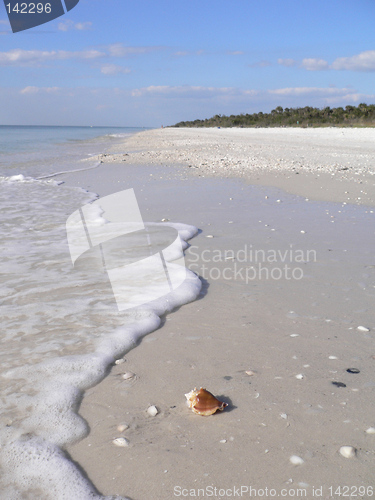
[59,128,375,500]
[87,127,375,207]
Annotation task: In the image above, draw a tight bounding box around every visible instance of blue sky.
[1,0,375,126]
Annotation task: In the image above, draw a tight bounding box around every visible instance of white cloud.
[173,51,189,57]
[277,58,298,67]
[108,43,159,57]
[19,86,61,94]
[58,20,92,31]
[19,86,39,94]
[0,49,56,65]
[331,50,375,71]
[278,50,375,72]
[69,50,104,59]
[75,22,92,31]
[227,51,244,55]
[130,85,242,98]
[268,86,355,97]
[58,20,74,31]
[0,48,105,66]
[300,58,329,71]
[100,64,131,75]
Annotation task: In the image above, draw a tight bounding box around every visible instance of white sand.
[60,128,375,500]
[92,127,375,206]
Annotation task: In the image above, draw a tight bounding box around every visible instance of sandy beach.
[59,128,375,500]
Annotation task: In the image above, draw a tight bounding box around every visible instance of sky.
[1,0,375,127]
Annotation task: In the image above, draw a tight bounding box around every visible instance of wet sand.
[60,128,375,500]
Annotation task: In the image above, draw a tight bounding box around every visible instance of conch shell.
[185,387,228,416]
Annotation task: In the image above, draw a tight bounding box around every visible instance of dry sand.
[94,127,375,206]
[60,128,375,500]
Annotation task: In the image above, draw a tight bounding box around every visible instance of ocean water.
[0,126,201,499]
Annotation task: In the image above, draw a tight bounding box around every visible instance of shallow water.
[0,127,201,499]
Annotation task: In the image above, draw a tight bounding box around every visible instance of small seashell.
[185,387,228,416]
[122,372,135,381]
[339,446,356,458]
[289,455,304,465]
[365,427,375,434]
[290,334,299,337]
[245,370,255,376]
[219,439,227,444]
[357,326,370,332]
[329,356,338,360]
[346,368,360,374]
[206,235,214,238]
[113,437,129,447]
[295,374,304,380]
[161,218,169,222]
[115,358,125,365]
[147,405,158,417]
[117,423,129,432]
[280,413,288,419]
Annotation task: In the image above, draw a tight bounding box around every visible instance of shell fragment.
[113,437,129,447]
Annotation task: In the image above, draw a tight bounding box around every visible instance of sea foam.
[0,177,201,498]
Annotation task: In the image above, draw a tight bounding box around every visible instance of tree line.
[173,103,375,128]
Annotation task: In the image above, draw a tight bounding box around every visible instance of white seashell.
[113,437,129,447]
[117,423,129,432]
[280,413,288,419]
[206,235,214,238]
[219,439,227,444]
[339,446,356,458]
[329,356,338,360]
[122,372,135,381]
[115,359,125,365]
[290,455,304,465]
[295,374,304,379]
[147,405,158,417]
[300,230,306,234]
[365,427,375,434]
[357,326,370,332]
[245,370,255,376]
[290,334,299,337]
